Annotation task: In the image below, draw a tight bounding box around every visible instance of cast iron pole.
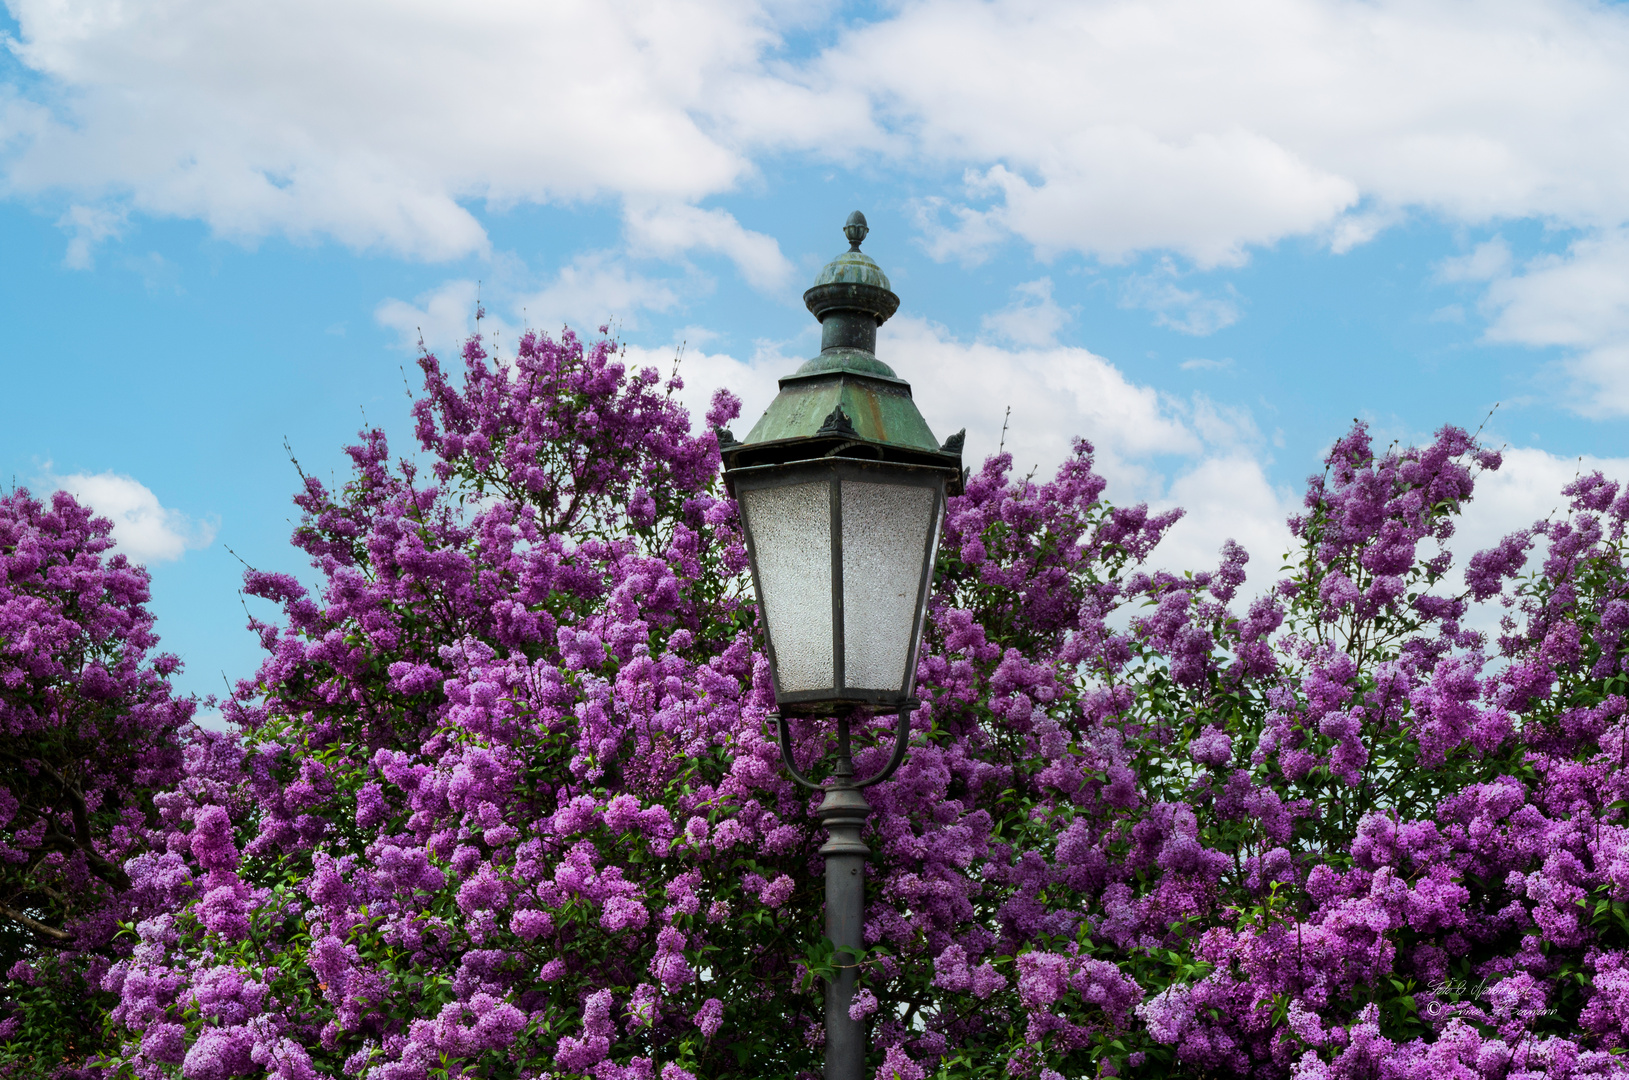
[815,717,870,1079]
[777,710,912,1080]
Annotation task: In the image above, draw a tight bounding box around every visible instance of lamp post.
[720,213,963,1080]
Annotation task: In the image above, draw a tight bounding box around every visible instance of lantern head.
[721,212,964,716]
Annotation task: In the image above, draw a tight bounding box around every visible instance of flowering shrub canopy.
[96,330,1629,1079]
[0,489,192,1072]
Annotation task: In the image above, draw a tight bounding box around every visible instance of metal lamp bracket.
[773,699,919,1078]
[774,709,915,791]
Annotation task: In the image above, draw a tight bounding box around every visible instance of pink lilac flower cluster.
[0,488,194,1074]
[95,331,1629,1080]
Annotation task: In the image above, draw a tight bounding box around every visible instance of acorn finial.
[843,211,869,251]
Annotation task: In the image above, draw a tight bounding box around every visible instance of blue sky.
[5,0,1629,712]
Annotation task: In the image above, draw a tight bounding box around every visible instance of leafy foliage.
[0,489,193,1076]
[91,332,1629,1080]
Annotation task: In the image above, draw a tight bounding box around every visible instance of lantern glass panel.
[739,480,834,692]
[841,479,937,691]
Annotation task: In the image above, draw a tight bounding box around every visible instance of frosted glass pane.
[842,481,936,691]
[741,482,834,693]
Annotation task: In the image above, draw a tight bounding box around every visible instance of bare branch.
[0,902,75,943]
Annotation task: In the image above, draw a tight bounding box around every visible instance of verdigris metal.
[723,212,963,491]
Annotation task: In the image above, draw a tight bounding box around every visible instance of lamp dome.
[812,250,892,292]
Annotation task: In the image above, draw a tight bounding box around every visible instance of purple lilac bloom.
[85,334,1629,1080]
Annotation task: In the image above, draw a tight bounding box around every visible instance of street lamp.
[720,212,963,1080]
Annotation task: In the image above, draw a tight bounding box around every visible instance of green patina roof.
[811,250,891,291]
[726,212,956,470]
[740,375,940,453]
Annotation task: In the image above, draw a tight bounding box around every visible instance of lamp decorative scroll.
[816,405,860,440]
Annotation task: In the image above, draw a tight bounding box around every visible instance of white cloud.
[635,314,1215,487]
[51,471,216,564]
[813,0,1629,264]
[1565,345,1629,416]
[621,339,786,441]
[622,203,793,293]
[1453,447,1582,557]
[1485,241,1629,346]
[1438,236,1514,283]
[887,319,1296,585]
[882,318,1297,586]
[1125,441,1629,633]
[2,0,768,260]
[1327,207,1405,255]
[1120,262,1241,335]
[519,254,680,335]
[876,316,1198,490]
[1140,441,1629,614]
[379,258,683,359]
[1155,454,1298,585]
[671,324,723,347]
[1441,445,1629,634]
[910,191,1012,266]
[376,279,487,356]
[193,708,232,733]
[57,203,127,269]
[1466,229,1629,415]
[980,278,1071,347]
[973,142,1355,269]
[1187,395,1259,450]
[8,0,1629,276]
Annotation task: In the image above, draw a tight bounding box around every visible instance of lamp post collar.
[804,212,899,356]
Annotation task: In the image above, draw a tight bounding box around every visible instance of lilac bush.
[102,329,1629,1079]
[0,489,194,1074]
